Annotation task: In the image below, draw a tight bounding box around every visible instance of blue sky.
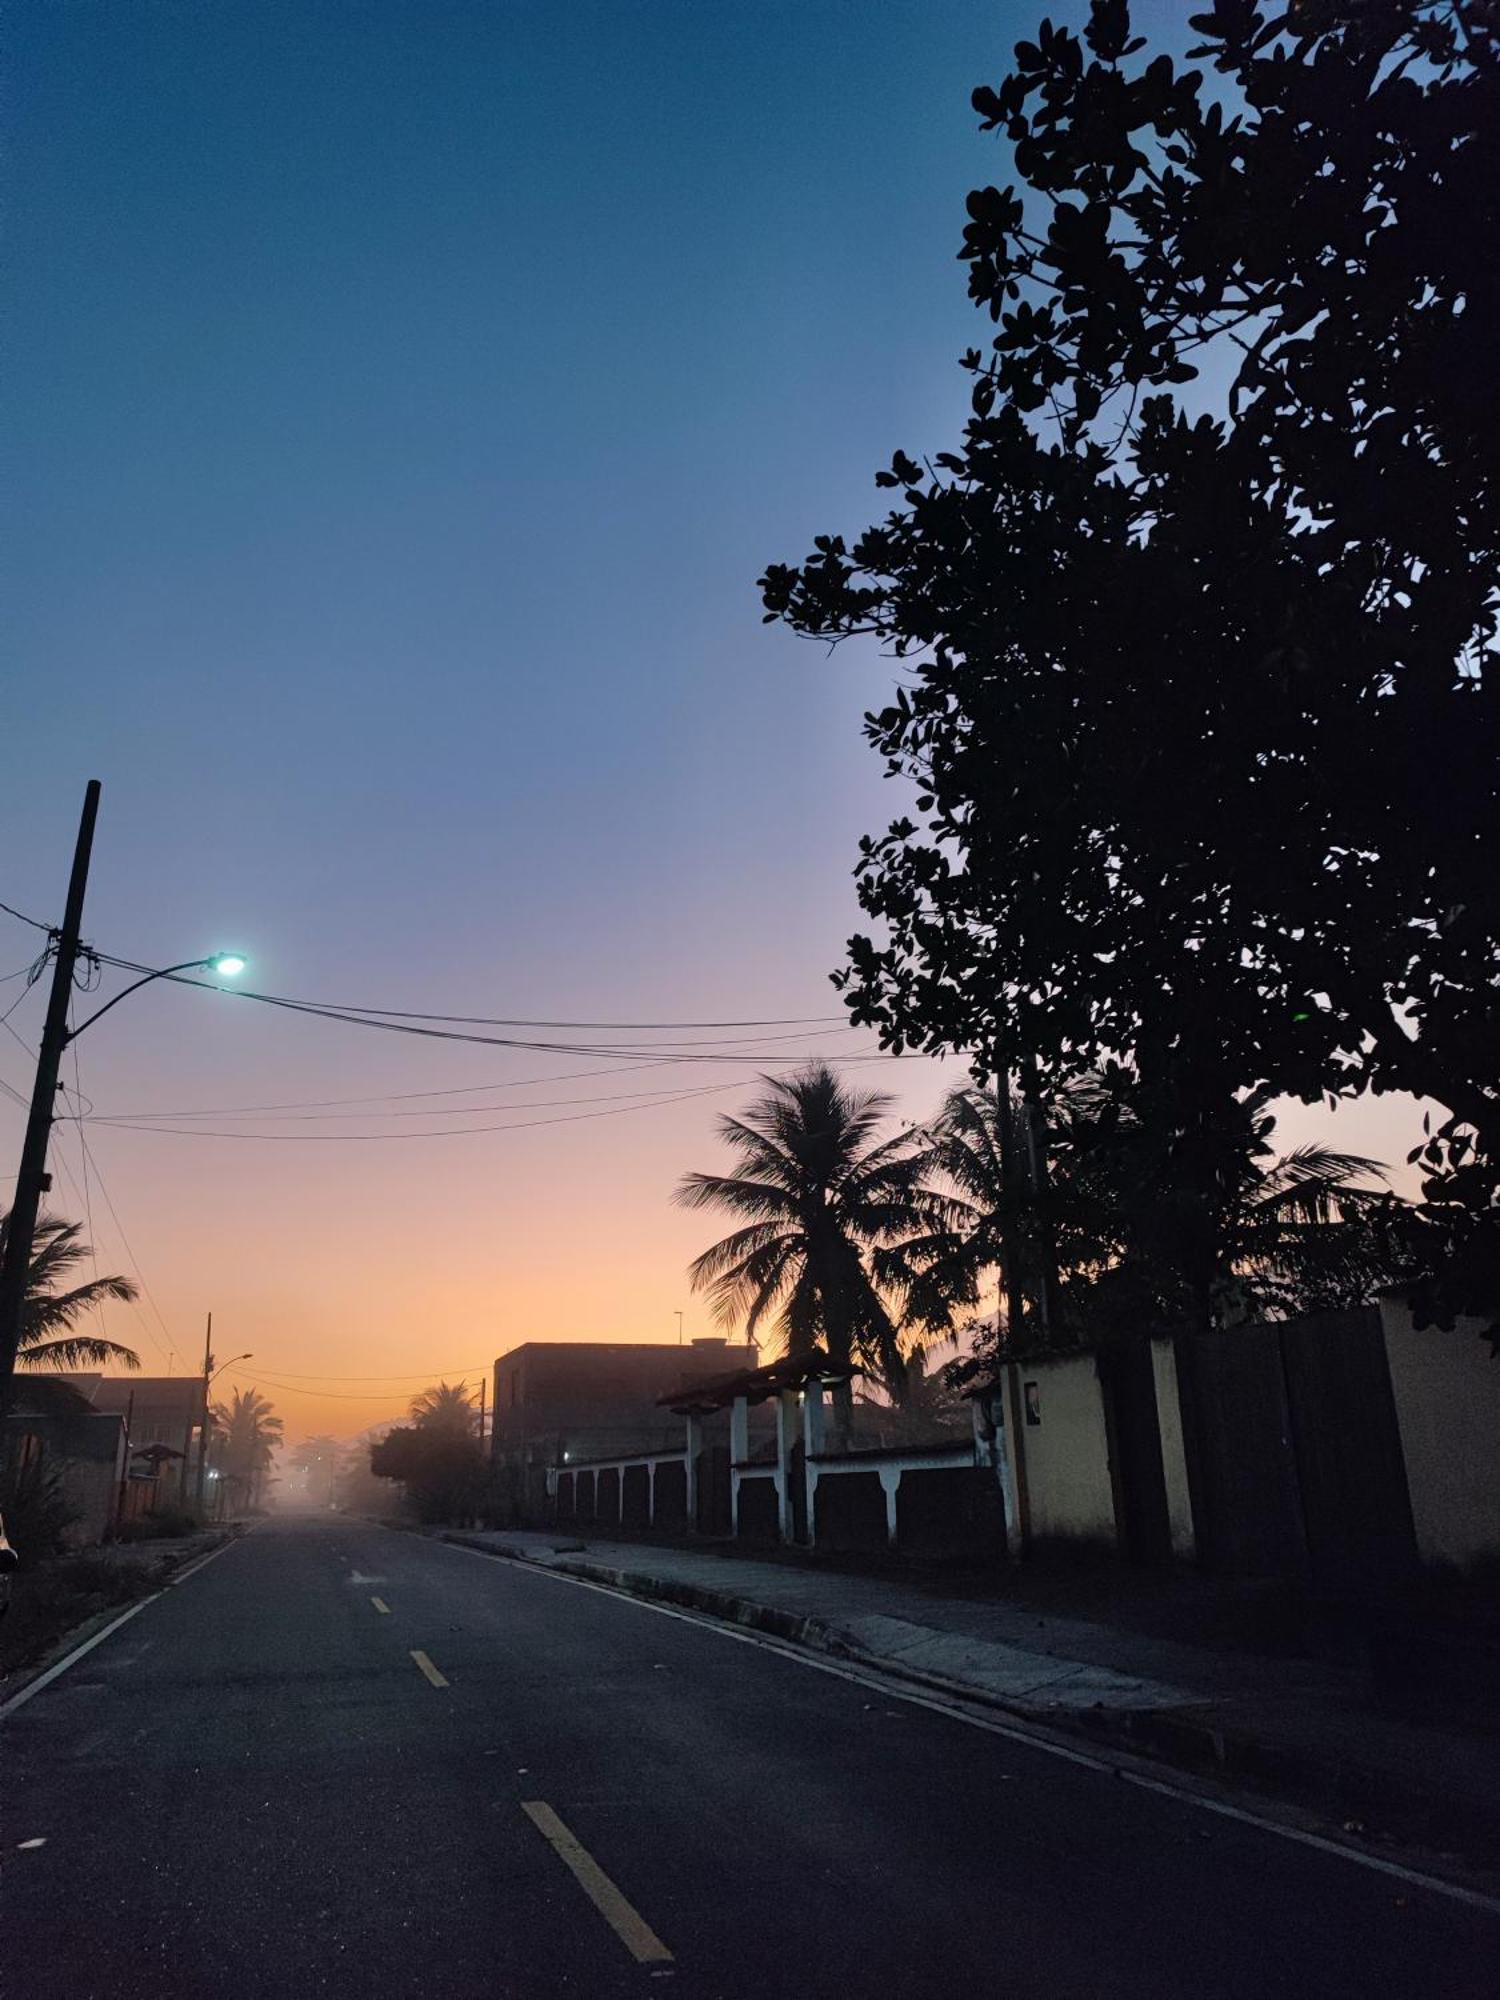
[3,3,1416,1434]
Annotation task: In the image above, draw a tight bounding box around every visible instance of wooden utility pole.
[0,781,101,1413]
[195,1312,213,1514]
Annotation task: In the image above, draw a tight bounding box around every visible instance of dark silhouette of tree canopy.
[211,1386,283,1508]
[893,1080,1418,1363]
[761,2,1499,1325]
[408,1380,477,1435]
[370,1423,484,1524]
[676,1065,962,1400]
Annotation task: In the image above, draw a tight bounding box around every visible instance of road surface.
[4,1515,1495,1997]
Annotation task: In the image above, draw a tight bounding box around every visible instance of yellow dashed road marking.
[410,1649,449,1687]
[520,1800,674,1965]
[371,1597,390,1614]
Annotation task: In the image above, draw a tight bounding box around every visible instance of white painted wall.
[1016,1354,1117,1546]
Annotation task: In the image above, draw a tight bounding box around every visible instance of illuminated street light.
[208,953,247,978]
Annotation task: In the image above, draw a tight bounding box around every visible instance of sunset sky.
[6,1,1423,1444]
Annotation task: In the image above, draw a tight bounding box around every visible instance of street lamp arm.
[67,962,212,1042]
[68,955,246,1041]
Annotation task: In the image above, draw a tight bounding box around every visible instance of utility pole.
[996,1076,1028,1347]
[477,1375,486,1449]
[195,1312,213,1514]
[113,1386,136,1538]
[675,1310,684,1346]
[0,780,101,1414]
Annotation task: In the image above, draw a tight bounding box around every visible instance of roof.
[660,1354,861,1415]
[54,1374,206,1419]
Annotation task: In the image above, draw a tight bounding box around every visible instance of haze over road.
[4,1518,1494,1997]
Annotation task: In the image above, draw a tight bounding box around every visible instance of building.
[57,1374,209,1509]
[1,1406,129,1547]
[490,1338,759,1521]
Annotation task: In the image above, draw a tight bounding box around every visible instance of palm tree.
[409,1380,477,1435]
[902,1078,1412,1355]
[675,1065,960,1409]
[3,1208,140,1414]
[290,1434,341,1506]
[210,1386,283,1510]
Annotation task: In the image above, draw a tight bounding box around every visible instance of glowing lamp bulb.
[210,953,247,977]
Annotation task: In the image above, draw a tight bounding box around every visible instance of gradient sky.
[5,1,1423,1444]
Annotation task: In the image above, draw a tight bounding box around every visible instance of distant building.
[1,1406,128,1547]
[490,1338,761,1520]
[55,1374,208,1508]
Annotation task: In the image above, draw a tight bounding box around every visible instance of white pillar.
[775,1390,799,1543]
[802,1383,826,1546]
[730,1395,749,1536]
[879,1467,901,1547]
[684,1415,702,1531]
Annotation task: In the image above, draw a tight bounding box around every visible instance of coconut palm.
[900,1078,1413,1353]
[210,1386,283,1509]
[676,1065,962,1405]
[3,1208,140,1414]
[290,1434,341,1506]
[409,1380,478,1434]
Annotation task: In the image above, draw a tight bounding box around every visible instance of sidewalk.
[436,1525,1500,1869]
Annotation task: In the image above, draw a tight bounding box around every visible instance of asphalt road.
[4,1516,1496,1999]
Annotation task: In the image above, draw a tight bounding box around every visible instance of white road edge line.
[0,1535,243,1723]
[426,1533,1500,1921]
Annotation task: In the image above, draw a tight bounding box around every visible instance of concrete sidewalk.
[436,1526,1500,1866]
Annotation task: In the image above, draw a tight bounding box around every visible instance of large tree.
[761,1,1499,1320]
[210,1386,283,1510]
[676,1064,960,1404]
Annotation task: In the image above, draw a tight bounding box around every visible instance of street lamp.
[197,1349,253,1513]
[68,951,249,1041]
[0,781,256,1413]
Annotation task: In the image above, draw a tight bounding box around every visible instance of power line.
[0,899,51,934]
[233,1364,491,1381]
[73,1128,181,1370]
[88,1076,756,1140]
[93,956,876,1065]
[97,1075,768,1124]
[223,1366,456,1402]
[91,956,848,1032]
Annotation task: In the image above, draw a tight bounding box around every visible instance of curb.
[439,1531,1500,1861]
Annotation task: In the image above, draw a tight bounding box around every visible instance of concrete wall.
[1150,1339,1196,1560]
[1015,1354,1118,1547]
[1381,1298,1500,1568]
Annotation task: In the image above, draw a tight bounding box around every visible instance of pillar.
[802,1381,826,1547]
[878,1467,901,1547]
[775,1389,802,1543]
[730,1395,750,1535]
[684,1414,702,1531]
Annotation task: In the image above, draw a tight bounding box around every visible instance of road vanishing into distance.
[5,1516,1497,1998]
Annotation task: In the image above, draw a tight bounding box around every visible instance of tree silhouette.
[676,1065,960,1406]
[408,1381,477,1435]
[3,1208,139,1414]
[211,1386,283,1509]
[761,2,1499,1330]
[892,1080,1417,1361]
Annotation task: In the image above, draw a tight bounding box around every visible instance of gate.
[1179,1310,1418,1588]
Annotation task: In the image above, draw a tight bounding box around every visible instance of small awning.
[660,1353,860,1416]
